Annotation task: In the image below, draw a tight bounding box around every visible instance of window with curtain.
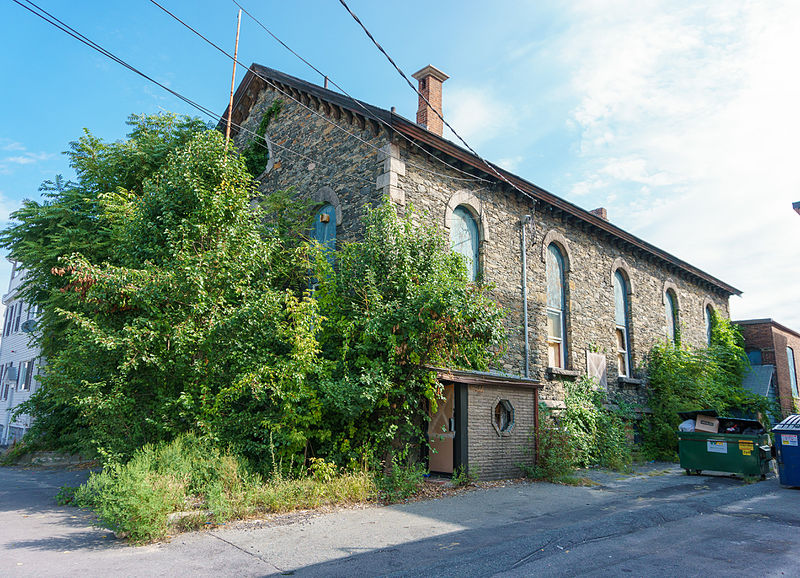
[546,244,567,368]
[614,271,631,377]
[449,205,480,282]
[665,289,679,345]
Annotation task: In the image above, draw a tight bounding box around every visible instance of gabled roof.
[223,63,741,297]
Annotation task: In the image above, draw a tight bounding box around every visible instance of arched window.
[705,304,714,345]
[665,289,679,345]
[546,244,567,368]
[614,271,631,377]
[449,205,480,281]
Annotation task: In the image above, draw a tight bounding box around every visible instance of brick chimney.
[590,207,608,220]
[412,65,449,136]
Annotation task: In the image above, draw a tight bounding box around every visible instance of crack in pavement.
[207,532,289,575]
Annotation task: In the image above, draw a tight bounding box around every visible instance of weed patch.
[71,434,375,543]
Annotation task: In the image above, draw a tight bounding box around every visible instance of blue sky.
[1,1,799,328]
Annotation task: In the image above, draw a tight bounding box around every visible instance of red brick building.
[736,319,800,417]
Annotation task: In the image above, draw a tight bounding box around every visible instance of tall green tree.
[3,114,507,472]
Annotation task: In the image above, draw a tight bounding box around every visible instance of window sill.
[617,376,645,389]
[547,367,581,379]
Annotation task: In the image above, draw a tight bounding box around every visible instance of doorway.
[428,383,455,473]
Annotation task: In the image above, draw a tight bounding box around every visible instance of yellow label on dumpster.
[739,440,753,456]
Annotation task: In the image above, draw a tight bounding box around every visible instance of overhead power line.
[336,0,538,203]
[149,0,489,185]
[9,0,375,188]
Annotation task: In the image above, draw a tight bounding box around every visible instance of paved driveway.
[1,463,799,576]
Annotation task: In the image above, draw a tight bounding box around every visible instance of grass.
[70,434,375,543]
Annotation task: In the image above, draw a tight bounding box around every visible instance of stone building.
[222,63,740,479]
[736,319,800,418]
[0,261,44,445]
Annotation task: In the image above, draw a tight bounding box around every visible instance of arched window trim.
[444,191,488,280]
[613,270,632,377]
[254,134,276,180]
[546,243,568,369]
[610,258,635,295]
[311,186,343,226]
[449,205,481,282]
[540,229,572,271]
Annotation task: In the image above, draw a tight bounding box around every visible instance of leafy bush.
[522,378,632,482]
[3,116,506,472]
[641,313,778,460]
[520,410,575,482]
[376,460,426,502]
[562,378,632,470]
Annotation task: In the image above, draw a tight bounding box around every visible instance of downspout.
[521,214,532,378]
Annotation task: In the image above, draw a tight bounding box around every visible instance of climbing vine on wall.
[241,99,284,177]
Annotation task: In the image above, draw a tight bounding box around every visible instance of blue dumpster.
[773,415,800,487]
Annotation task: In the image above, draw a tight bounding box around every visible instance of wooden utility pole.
[225,9,242,150]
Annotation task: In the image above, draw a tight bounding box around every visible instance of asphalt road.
[1,463,799,577]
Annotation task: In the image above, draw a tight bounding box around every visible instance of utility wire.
[10,0,375,187]
[151,0,489,185]
[336,0,537,202]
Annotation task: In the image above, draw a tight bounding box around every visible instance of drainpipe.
[521,215,532,378]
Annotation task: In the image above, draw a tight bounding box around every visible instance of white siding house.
[0,261,44,445]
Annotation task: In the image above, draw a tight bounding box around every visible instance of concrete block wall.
[467,384,536,480]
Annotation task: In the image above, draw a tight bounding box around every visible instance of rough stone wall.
[394,137,732,409]
[466,384,536,480]
[236,88,736,476]
[233,85,389,244]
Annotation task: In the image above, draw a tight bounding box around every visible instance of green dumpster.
[677,410,772,478]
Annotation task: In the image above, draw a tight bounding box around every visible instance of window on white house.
[13,302,22,333]
[788,347,799,398]
[665,289,679,345]
[546,243,567,368]
[614,271,631,377]
[4,304,13,336]
[19,360,34,391]
[449,205,480,282]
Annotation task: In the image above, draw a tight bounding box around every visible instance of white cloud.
[0,139,25,152]
[442,86,516,148]
[0,150,55,173]
[496,156,524,172]
[557,0,800,328]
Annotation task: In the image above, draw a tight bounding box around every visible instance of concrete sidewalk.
[1,463,798,576]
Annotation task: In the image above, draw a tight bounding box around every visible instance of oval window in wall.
[449,205,480,282]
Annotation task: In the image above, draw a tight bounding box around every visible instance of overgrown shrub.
[521,410,575,482]
[72,434,375,543]
[562,378,632,470]
[2,115,506,471]
[522,378,632,482]
[641,313,778,460]
[376,461,426,502]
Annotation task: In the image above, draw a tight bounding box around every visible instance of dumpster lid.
[773,414,800,431]
[677,409,718,421]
